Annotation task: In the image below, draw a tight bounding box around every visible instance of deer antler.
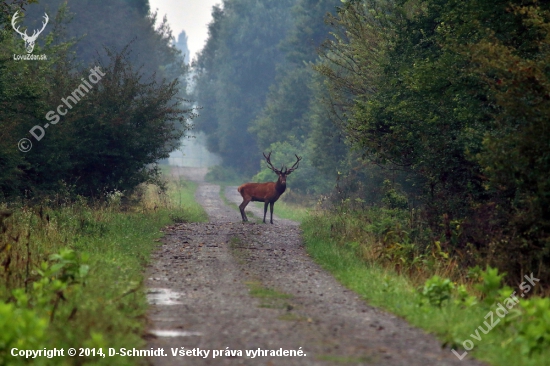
[11,11,27,38]
[28,13,49,42]
[285,154,302,175]
[263,151,281,174]
[11,11,49,54]
[25,13,50,41]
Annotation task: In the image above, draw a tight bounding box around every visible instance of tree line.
[0,0,192,199]
[193,0,550,283]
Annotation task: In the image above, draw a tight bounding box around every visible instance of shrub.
[420,275,454,307]
[515,297,550,355]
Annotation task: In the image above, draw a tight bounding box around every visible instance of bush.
[420,275,454,307]
[475,266,508,306]
[0,303,48,365]
[516,297,550,355]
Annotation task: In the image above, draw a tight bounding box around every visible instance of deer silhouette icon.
[11,11,49,54]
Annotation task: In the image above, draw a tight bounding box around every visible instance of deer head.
[263,151,302,186]
[12,11,49,54]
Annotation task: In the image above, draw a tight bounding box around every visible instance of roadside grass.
[302,212,550,366]
[167,176,208,223]
[0,171,206,365]
[218,185,240,212]
[259,200,309,223]
[250,188,312,223]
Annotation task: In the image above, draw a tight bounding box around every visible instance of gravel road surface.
[145,167,484,366]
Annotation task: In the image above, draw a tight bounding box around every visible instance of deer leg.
[239,199,250,222]
[270,202,274,224]
[263,202,269,223]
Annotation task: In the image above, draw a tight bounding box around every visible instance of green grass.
[302,213,550,366]
[168,177,208,223]
[254,200,309,222]
[246,280,293,300]
[218,185,239,211]
[0,175,207,365]
[245,280,294,309]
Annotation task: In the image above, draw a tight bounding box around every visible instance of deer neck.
[275,179,286,194]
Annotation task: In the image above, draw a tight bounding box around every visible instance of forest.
[1,0,192,198]
[1,0,550,364]
[193,0,550,287]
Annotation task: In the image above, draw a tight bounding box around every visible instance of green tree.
[317,0,550,282]
[0,0,70,198]
[466,3,550,278]
[0,2,193,199]
[250,0,346,193]
[193,0,294,175]
[20,48,192,197]
[25,0,185,82]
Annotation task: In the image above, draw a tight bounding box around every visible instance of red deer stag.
[238,152,302,224]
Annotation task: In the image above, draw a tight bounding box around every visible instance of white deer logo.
[11,11,49,54]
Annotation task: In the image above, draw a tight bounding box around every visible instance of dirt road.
[145,167,484,365]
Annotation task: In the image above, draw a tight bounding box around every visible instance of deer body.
[238,152,301,224]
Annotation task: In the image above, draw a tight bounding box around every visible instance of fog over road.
[145,167,485,366]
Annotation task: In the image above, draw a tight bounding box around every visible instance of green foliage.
[302,211,550,365]
[382,180,408,210]
[194,0,345,184]
[35,48,191,197]
[1,45,192,199]
[0,3,193,202]
[25,0,184,81]
[455,284,477,307]
[420,275,454,307]
[313,0,550,285]
[475,266,507,305]
[465,3,550,282]
[516,297,550,355]
[0,302,48,365]
[250,67,313,150]
[0,180,205,365]
[205,165,247,186]
[193,0,295,174]
[250,0,345,194]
